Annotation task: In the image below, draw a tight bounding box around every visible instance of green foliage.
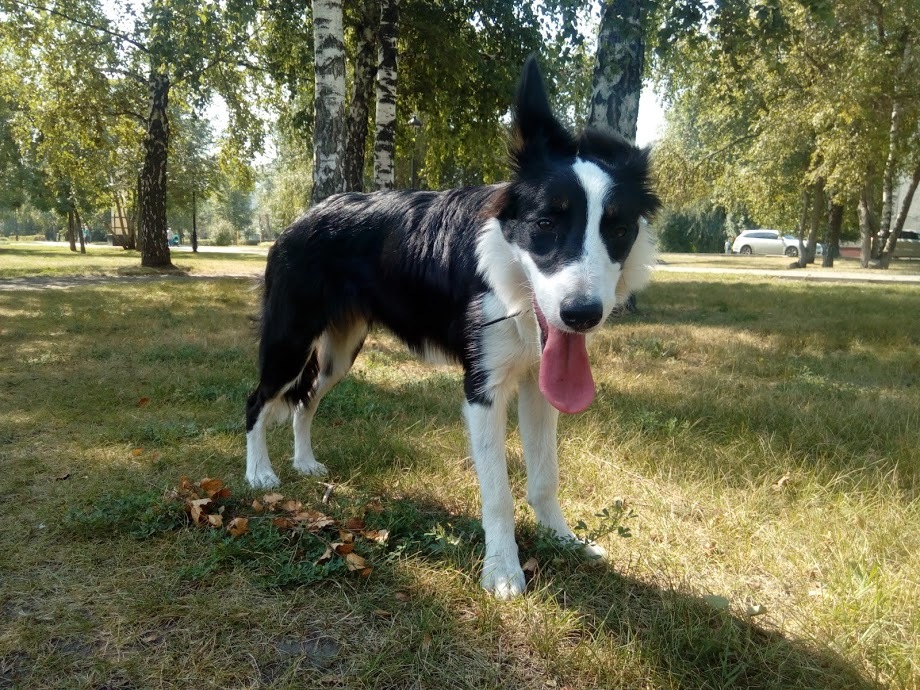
[657,204,730,253]
[650,0,920,228]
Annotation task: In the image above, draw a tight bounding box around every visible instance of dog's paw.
[247,470,281,490]
[481,558,526,600]
[581,540,607,563]
[292,457,329,477]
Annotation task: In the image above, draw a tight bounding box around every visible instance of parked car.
[731,229,822,257]
[887,229,920,259]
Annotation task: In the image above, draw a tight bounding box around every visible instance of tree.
[3,0,264,267]
[588,0,648,142]
[311,0,347,203]
[650,0,920,269]
[373,0,399,191]
[342,0,376,192]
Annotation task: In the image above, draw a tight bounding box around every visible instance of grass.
[0,241,267,279]
[1,246,918,688]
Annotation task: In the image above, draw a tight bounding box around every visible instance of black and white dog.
[245,57,659,598]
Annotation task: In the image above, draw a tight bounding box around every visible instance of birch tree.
[373,0,399,191]
[343,0,377,192]
[311,0,347,203]
[588,0,647,142]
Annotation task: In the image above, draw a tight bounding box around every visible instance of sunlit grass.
[0,242,268,279]
[0,272,917,688]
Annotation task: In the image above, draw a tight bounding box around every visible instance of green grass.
[0,256,918,688]
[0,242,267,279]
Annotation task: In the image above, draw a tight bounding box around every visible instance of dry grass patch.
[0,272,917,688]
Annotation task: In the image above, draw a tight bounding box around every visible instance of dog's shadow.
[365,496,873,690]
[295,375,873,689]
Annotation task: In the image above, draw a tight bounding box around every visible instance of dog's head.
[484,56,660,413]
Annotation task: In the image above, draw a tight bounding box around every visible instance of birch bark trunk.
[880,160,920,268]
[588,0,645,143]
[139,70,172,268]
[344,0,377,192]
[373,0,399,190]
[311,0,348,204]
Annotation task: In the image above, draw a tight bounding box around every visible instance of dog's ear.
[509,56,577,172]
[578,128,661,218]
[481,184,517,222]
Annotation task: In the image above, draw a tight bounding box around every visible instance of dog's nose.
[560,297,603,331]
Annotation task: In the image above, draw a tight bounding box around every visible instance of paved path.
[0,272,261,292]
[1,263,917,292]
[654,264,920,285]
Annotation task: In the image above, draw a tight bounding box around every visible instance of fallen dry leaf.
[314,545,334,565]
[262,492,284,506]
[344,517,365,531]
[137,397,150,407]
[420,632,432,652]
[333,542,355,555]
[226,517,249,537]
[394,591,411,603]
[344,552,367,571]
[251,499,264,513]
[281,499,303,513]
[130,448,143,457]
[188,498,212,525]
[373,609,392,619]
[272,517,295,530]
[54,472,71,482]
[522,557,539,575]
[199,478,224,498]
[207,513,223,528]
[362,529,390,544]
[773,475,791,491]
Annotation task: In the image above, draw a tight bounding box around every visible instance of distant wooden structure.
[110,203,128,246]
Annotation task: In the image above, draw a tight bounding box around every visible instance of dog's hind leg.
[246,316,325,488]
[290,319,368,477]
[518,373,606,561]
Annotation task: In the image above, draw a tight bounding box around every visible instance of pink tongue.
[539,322,596,414]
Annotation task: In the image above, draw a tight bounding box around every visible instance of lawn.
[0,242,268,279]
[0,259,917,688]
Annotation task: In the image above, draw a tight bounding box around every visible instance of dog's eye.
[609,225,629,238]
[532,219,557,254]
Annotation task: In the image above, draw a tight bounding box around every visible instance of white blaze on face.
[520,159,619,332]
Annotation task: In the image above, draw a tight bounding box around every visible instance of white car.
[732,229,822,257]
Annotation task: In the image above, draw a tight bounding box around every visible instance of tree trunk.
[858,182,877,268]
[876,100,902,258]
[879,159,920,268]
[75,206,86,254]
[823,202,844,267]
[311,0,348,204]
[139,70,172,268]
[191,188,198,253]
[344,0,377,192]
[588,0,645,143]
[67,209,76,252]
[373,0,399,190]
[795,188,809,260]
[798,179,824,266]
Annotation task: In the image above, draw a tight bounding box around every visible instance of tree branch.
[8,0,150,54]
[102,67,147,86]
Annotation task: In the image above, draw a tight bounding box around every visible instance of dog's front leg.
[518,373,606,561]
[464,398,525,599]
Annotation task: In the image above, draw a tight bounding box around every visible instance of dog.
[245,57,659,598]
